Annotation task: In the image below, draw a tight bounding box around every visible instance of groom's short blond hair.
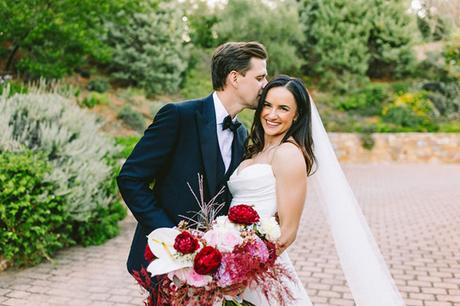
[211,42,267,91]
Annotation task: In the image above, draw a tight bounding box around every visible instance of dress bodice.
[228,163,277,218]
[227,163,313,306]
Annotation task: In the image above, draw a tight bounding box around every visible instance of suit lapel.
[196,95,218,195]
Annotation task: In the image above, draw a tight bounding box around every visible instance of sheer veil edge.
[308,98,405,306]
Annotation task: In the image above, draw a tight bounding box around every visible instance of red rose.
[193,246,222,275]
[174,231,200,254]
[228,204,260,225]
[144,244,155,262]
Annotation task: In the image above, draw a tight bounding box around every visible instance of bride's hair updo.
[245,75,316,175]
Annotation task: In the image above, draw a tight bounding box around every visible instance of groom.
[117,41,268,276]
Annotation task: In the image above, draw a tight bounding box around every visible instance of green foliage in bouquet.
[0,86,126,267]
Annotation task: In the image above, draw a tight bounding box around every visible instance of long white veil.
[309,98,405,306]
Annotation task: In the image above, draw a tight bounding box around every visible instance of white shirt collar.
[213,91,237,125]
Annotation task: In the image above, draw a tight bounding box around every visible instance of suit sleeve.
[117,103,179,235]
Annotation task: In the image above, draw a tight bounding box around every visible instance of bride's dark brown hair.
[245,75,316,175]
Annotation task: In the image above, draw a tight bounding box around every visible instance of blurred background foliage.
[1,0,460,268]
[1,0,459,132]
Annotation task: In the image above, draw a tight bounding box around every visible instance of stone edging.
[329,133,460,163]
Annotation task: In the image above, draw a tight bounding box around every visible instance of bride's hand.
[276,230,296,255]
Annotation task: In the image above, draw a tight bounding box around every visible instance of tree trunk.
[5,44,20,72]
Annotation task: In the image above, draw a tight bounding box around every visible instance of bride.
[227,75,405,306]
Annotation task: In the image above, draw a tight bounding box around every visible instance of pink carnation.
[170,267,213,287]
[202,228,243,252]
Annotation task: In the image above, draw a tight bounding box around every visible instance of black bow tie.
[222,115,241,132]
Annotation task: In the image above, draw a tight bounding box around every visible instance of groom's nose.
[261,77,268,87]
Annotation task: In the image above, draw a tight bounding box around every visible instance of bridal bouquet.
[133,177,294,306]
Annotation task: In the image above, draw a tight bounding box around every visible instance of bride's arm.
[272,143,307,255]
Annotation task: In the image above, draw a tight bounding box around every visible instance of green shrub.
[214,0,305,75]
[438,121,460,132]
[335,83,390,116]
[0,151,73,266]
[117,87,146,104]
[115,135,141,159]
[55,83,81,98]
[360,133,375,150]
[366,0,416,79]
[87,79,110,93]
[0,88,125,265]
[412,30,460,121]
[299,0,370,91]
[0,0,133,79]
[238,109,255,130]
[118,105,146,132]
[81,92,109,108]
[180,67,212,100]
[0,90,120,220]
[423,81,460,119]
[390,81,413,95]
[72,200,126,246]
[0,81,28,97]
[151,102,167,119]
[443,29,460,79]
[382,91,439,131]
[106,2,189,95]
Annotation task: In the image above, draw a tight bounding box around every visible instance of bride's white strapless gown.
[227,163,313,306]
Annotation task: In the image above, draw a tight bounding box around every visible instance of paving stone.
[0,164,459,305]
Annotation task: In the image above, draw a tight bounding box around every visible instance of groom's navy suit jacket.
[117,94,247,274]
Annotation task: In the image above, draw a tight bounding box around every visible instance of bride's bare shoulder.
[272,141,305,172]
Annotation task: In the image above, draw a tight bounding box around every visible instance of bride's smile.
[261,86,298,139]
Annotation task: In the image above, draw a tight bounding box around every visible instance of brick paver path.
[1,164,459,306]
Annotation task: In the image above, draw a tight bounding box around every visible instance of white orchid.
[146,228,194,277]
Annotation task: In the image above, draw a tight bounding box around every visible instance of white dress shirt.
[213,92,236,172]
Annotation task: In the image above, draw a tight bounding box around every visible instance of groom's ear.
[227,71,239,88]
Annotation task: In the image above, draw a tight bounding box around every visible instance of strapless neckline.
[235,163,273,177]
